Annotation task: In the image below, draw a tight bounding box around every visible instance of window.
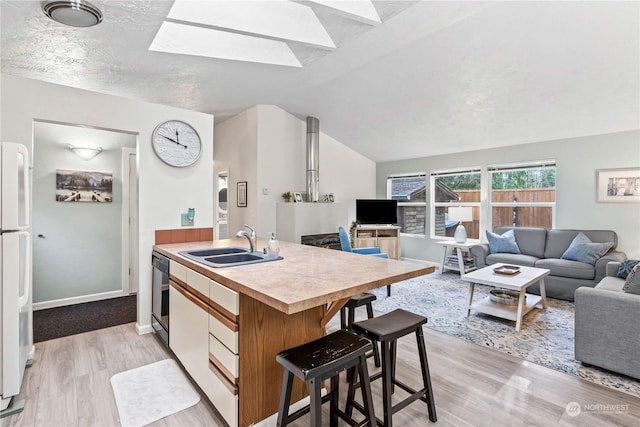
[489,161,556,229]
[387,173,426,235]
[430,168,481,239]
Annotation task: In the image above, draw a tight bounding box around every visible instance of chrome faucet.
[235,224,256,252]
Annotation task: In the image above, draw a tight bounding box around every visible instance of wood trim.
[209,353,238,394]
[188,286,210,308]
[172,275,239,324]
[170,275,187,288]
[321,297,349,329]
[169,280,209,313]
[209,306,238,332]
[208,299,239,324]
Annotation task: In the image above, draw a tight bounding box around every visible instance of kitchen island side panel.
[238,294,325,426]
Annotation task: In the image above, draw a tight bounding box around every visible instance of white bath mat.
[111,359,200,427]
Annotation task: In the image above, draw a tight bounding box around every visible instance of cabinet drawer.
[209,334,239,378]
[186,268,209,297]
[210,280,239,316]
[170,260,187,283]
[209,313,238,353]
[201,364,239,427]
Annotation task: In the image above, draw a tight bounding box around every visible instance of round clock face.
[152,120,202,167]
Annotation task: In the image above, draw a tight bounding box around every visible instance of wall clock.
[152,120,202,167]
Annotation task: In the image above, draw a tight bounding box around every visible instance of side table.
[438,240,479,277]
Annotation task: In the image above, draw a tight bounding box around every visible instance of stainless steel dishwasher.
[151,251,170,347]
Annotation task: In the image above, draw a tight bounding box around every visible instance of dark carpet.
[33,295,137,343]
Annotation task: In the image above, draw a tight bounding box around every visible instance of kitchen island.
[154,239,434,427]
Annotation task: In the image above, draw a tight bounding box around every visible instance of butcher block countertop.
[154,239,435,315]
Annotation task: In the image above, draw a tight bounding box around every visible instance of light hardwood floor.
[4,314,639,427]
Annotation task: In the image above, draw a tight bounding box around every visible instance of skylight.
[309,0,380,24]
[168,0,335,48]
[149,21,302,68]
[148,0,383,67]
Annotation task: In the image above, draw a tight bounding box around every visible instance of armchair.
[338,227,390,299]
[338,227,389,258]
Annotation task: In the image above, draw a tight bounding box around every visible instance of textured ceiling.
[2,1,639,162]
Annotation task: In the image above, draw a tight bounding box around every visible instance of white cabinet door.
[170,284,238,426]
[169,285,208,383]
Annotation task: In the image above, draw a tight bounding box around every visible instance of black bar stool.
[347,309,437,426]
[340,293,381,368]
[276,329,377,427]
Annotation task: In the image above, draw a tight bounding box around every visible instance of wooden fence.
[401,188,555,237]
[453,189,555,236]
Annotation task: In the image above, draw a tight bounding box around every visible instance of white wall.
[1,74,214,333]
[378,130,640,261]
[215,105,377,241]
[214,106,258,238]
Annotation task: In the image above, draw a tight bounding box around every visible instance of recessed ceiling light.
[41,0,103,28]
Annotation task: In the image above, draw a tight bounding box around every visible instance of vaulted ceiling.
[2,1,638,162]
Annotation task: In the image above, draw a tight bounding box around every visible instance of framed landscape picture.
[596,168,640,203]
[56,169,113,202]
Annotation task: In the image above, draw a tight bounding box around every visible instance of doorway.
[32,120,138,309]
[216,171,229,239]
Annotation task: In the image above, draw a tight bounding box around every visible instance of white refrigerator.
[0,142,32,413]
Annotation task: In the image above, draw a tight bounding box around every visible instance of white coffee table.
[460,263,550,331]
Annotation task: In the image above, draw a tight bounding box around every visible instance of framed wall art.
[237,181,247,207]
[596,168,640,203]
[56,169,113,202]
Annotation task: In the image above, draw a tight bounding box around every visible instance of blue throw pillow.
[617,259,640,278]
[486,229,521,254]
[561,232,613,265]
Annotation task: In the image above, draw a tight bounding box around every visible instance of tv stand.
[354,225,400,260]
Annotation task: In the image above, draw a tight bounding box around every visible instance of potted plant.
[349,220,360,247]
[282,191,292,202]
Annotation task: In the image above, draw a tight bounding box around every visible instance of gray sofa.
[469,227,626,301]
[575,262,640,379]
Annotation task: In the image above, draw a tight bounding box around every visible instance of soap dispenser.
[268,232,280,258]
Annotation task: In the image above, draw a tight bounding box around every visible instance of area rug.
[34,295,136,342]
[369,271,640,398]
[110,359,200,427]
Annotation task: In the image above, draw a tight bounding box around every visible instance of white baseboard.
[136,323,153,335]
[33,290,129,311]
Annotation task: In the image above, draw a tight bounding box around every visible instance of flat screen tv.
[356,199,398,225]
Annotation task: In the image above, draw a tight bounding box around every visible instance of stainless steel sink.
[184,247,248,257]
[178,247,283,268]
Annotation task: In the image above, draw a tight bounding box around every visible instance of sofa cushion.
[544,229,617,259]
[617,259,640,278]
[494,227,546,258]
[486,253,538,267]
[595,276,626,292]
[486,229,521,254]
[535,258,595,280]
[561,232,613,265]
[623,263,640,295]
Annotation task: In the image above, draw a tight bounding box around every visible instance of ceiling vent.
[41,0,103,27]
